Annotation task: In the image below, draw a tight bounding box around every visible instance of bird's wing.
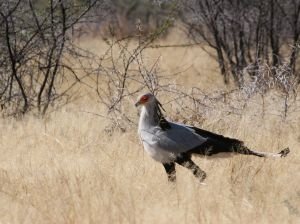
[140,122,207,153]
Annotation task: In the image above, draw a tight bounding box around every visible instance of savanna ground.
[0,32,300,224]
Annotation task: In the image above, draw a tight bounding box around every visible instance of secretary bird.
[135,93,290,182]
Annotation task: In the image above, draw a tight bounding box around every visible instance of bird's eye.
[141,95,149,102]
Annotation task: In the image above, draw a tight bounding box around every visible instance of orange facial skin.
[135,94,149,107]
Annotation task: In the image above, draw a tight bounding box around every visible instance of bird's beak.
[135,101,140,107]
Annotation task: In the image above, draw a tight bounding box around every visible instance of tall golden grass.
[0,34,299,224]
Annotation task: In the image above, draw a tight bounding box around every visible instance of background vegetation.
[0,0,299,223]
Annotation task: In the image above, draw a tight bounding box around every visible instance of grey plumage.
[140,122,207,154]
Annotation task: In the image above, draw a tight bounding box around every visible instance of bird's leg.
[175,157,206,182]
[163,162,176,182]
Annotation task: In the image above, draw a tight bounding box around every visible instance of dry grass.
[0,35,300,224]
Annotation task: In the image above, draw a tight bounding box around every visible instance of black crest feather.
[155,100,171,130]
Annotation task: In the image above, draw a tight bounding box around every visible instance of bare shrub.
[92,44,300,131]
[78,17,175,131]
[241,61,299,97]
[180,0,300,86]
[0,0,101,116]
[241,59,299,118]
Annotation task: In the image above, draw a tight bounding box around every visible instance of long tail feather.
[188,126,290,158]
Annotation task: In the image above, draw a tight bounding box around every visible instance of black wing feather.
[187,126,244,155]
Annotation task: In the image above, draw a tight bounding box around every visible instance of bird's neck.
[138,104,160,131]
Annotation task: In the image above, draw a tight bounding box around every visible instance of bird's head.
[135,93,156,107]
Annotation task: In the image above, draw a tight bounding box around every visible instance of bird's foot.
[196,170,207,183]
[167,174,176,183]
